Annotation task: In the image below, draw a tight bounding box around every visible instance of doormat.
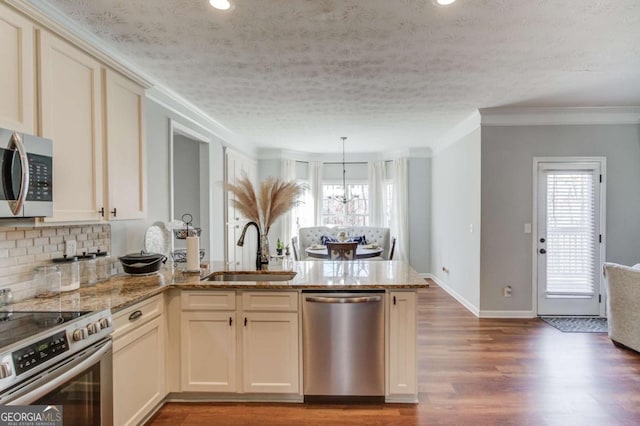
[540,316,608,333]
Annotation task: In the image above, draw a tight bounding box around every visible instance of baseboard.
[479,310,536,318]
[425,274,480,317]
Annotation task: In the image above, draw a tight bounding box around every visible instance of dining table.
[304,244,384,259]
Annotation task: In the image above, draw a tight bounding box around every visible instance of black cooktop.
[0,311,90,351]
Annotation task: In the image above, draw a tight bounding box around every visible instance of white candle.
[186,235,200,272]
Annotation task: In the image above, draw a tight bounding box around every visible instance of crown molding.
[7,0,151,88]
[480,107,640,126]
[431,110,481,155]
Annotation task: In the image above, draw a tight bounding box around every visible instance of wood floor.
[147,283,640,425]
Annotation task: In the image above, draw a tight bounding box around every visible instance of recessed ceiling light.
[209,0,231,10]
[434,0,457,5]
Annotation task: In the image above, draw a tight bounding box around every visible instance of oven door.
[3,339,112,426]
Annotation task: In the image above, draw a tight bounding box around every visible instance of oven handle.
[8,340,112,405]
[7,132,30,216]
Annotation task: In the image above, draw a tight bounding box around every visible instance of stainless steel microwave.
[0,128,53,218]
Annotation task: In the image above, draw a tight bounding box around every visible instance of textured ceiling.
[40,0,640,153]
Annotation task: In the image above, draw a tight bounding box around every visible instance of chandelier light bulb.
[435,0,456,5]
[209,0,231,10]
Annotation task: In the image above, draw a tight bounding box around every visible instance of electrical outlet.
[503,285,512,297]
[64,240,77,257]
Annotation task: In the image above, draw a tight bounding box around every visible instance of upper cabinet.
[38,29,104,223]
[0,3,35,133]
[103,69,146,220]
[37,29,146,223]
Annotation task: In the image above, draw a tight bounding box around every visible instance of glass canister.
[34,265,61,298]
[92,249,111,282]
[78,252,97,286]
[52,255,80,292]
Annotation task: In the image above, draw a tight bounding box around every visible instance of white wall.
[431,128,482,312]
[480,124,640,313]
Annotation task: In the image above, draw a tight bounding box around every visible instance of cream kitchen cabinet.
[0,3,35,133]
[103,68,146,220]
[39,29,145,223]
[180,290,300,395]
[180,290,237,392]
[387,291,418,402]
[112,295,166,426]
[38,29,104,222]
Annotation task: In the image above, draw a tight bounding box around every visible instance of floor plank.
[147,282,640,425]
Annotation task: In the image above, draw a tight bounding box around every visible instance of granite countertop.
[2,260,427,314]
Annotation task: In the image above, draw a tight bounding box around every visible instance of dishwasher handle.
[305,295,382,304]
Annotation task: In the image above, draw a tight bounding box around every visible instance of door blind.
[545,171,596,296]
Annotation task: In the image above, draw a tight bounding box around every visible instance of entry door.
[536,160,603,316]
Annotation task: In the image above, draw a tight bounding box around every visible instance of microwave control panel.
[26,153,52,202]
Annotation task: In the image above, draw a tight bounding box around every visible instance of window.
[291,180,312,237]
[321,183,369,226]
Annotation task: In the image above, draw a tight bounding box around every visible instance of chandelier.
[329,137,359,205]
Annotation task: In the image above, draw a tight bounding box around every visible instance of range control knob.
[99,317,113,330]
[0,362,12,380]
[72,328,88,342]
[87,322,102,335]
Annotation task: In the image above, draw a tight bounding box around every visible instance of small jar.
[78,252,97,286]
[93,250,111,282]
[53,255,80,292]
[34,265,61,298]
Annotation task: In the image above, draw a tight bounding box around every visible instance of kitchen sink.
[203,271,297,282]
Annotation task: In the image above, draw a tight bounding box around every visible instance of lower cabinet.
[112,296,166,426]
[180,291,300,395]
[387,291,418,400]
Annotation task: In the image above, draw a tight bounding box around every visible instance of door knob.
[539,248,546,254]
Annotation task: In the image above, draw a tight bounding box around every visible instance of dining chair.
[326,242,358,260]
[291,236,299,261]
[388,237,397,260]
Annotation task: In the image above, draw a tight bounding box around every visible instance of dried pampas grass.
[225,175,304,234]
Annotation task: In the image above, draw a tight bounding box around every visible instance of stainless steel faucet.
[237,221,266,270]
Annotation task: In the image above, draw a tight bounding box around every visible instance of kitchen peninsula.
[3,260,426,425]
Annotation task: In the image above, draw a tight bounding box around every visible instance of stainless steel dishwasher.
[302,290,385,402]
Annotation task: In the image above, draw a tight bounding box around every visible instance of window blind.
[545,171,596,296]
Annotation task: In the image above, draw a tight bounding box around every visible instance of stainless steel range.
[0,309,113,425]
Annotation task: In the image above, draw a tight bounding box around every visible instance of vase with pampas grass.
[225,175,304,269]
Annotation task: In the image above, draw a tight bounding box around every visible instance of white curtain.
[368,161,385,227]
[280,159,296,246]
[309,161,323,226]
[390,158,409,261]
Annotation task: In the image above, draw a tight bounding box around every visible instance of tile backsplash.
[0,224,110,302]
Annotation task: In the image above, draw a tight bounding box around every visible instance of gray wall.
[408,157,431,273]
[480,124,640,312]
[431,129,482,310]
[173,135,201,250]
[110,98,226,261]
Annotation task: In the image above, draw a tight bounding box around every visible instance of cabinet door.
[387,291,417,399]
[39,30,103,222]
[104,69,146,220]
[0,3,34,133]
[181,311,237,392]
[242,312,299,394]
[113,316,165,426]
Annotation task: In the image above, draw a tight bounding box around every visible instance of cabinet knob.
[229,317,233,326]
[539,248,546,254]
[129,310,143,321]
[99,207,105,217]
[393,296,396,305]
[110,208,117,217]
[244,317,247,327]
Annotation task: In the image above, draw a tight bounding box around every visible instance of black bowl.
[119,252,166,275]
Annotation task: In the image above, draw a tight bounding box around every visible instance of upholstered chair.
[326,242,357,260]
[603,262,640,353]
